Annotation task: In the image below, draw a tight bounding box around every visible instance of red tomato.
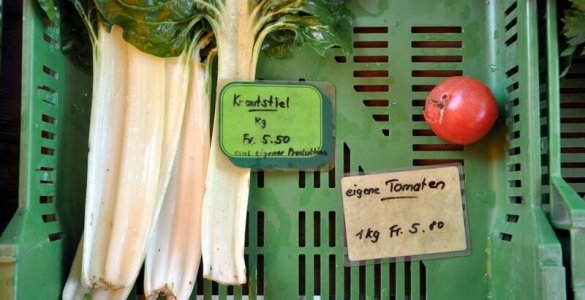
[423,76,499,145]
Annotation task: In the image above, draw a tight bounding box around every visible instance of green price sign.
[219,81,333,169]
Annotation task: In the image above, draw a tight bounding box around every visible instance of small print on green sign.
[219,81,333,169]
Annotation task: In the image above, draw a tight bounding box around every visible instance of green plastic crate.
[0,1,91,298]
[540,0,585,299]
[0,0,568,299]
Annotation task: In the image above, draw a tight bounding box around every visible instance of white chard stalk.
[81,24,128,288]
[157,49,193,216]
[201,1,258,285]
[63,238,132,300]
[81,23,180,290]
[144,34,214,299]
[62,238,90,300]
[197,0,351,284]
[66,24,189,298]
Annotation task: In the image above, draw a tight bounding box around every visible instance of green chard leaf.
[115,18,201,57]
[94,0,199,24]
[559,0,585,76]
[94,0,202,57]
[570,0,585,14]
[262,30,296,58]
[259,0,353,58]
[562,0,585,57]
[295,0,353,55]
[563,8,585,56]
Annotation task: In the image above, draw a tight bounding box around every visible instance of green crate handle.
[544,0,585,298]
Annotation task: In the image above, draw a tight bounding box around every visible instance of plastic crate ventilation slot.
[560,57,585,197]
[39,13,63,243]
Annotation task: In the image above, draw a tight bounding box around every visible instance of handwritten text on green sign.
[219,82,329,168]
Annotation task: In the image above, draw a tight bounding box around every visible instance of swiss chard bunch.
[34,0,353,298]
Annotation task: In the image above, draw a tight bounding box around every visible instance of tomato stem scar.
[428,94,449,124]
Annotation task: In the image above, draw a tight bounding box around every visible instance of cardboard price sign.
[341,165,470,262]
